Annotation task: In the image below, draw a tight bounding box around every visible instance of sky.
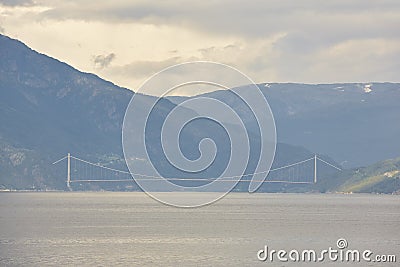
[0,0,399,95]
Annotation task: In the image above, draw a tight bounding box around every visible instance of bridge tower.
[67,153,71,191]
[314,154,317,184]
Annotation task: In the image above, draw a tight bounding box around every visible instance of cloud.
[0,24,4,33]
[33,0,400,41]
[1,0,399,95]
[101,56,184,92]
[92,53,115,69]
[107,56,181,78]
[102,56,260,96]
[0,0,34,6]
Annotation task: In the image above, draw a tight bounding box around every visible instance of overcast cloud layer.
[1,0,399,95]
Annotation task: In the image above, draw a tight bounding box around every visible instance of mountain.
[2,34,399,193]
[1,34,329,191]
[336,157,400,194]
[0,34,133,189]
[312,156,400,194]
[169,82,400,168]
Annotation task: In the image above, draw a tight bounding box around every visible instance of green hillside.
[336,157,400,194]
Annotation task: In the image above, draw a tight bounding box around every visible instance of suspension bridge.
[52,153,342,190]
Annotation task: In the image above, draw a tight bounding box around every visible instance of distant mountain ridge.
[1,34,399,193]
[169,82,400,167]
[0,34,319,191]
[0,34,132,189]
[318,157,400,194]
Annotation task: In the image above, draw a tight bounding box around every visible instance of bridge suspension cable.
[53,153,341,189]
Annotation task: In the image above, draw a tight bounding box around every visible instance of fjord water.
[0,192,398,266]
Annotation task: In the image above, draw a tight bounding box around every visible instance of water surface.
[0,192,398,266]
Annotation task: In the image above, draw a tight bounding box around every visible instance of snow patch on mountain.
[364,84,372,93]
